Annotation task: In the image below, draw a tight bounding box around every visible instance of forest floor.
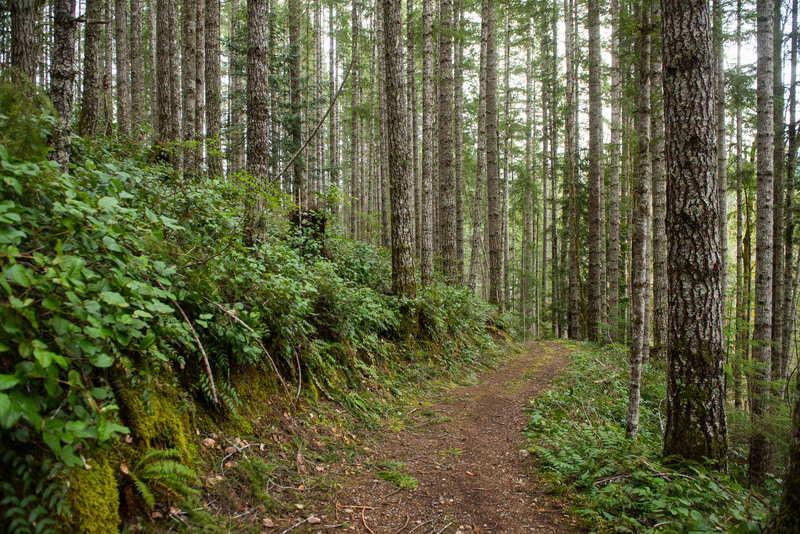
[274,341,582,534]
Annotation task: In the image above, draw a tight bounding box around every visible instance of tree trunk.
[169,0,180,161]
[195,0,204,168]
[771,0,786,388]
[661,0,727,469]
[182,0,197,179]
[229,0,245,175]
[289,0,303,205]
[349,0,359,238]
[130,0,144,132]
[52,0,76,170]
[587,0,603,342]
[453,0,464,282]
[608,0,622,340]
[749,0,775,485]
[116,0,131,134]
[246,0,269,181]
[11,0,37,81]
[502,13,511,311]
[80,0,102,136]
[627,0,651,440]
[383,0,417,311]
[205,0,222,176]
[565,0,579,340]
[437,0,457,283]
[714,0,728,333]
[773,368,800,531]
[421,0,434,286]
[468,14,488,293]
[651,1,667,361]
[484,0,501,308]
[735,0,745,410]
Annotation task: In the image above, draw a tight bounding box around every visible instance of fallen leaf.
[466,471,476,476]
[119,462,129,475]
[262,518,274,527]
[152,511,163,519]
[203,438,217,448]
[169,507,180,516]
[308,517,321,524]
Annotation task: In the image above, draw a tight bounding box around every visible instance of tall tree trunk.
[783,0,799,389]
[383,0,417,313]
[407,0,419,260]
[169,0,180,163]
[289,0,303,205]
[130,0,144,132]
[205,0,221,176]
[749,0,775,485]
[81,0,102,136]
[229,0,244,175]
[502,13,511,311]
[349,0,359,238]
[661,0,727,469]
[771,0,786,387]
[608,0,622,340]
[651,1,667,361]
[421,0,434,286]
[52,0,76,170]
[182,0,197,180]
[587,0,603,342]
[148,0,158,133]
[155,0,171,144]
[627,0,651,439]
[524,19,535,337]
[11,0,37,81]
[714,0,728,333]
[246,0,269,181]
[735,0,745,409]
[468,14,488,293]
[565,0,579,339]
[484,0,501,308]
[438,0,457,283]
[195,0,204,169]
[453,0,464,281]
[116,0,131,134]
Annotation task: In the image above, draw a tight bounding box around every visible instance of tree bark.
[485,0,501,308]
[52,0,76,170]
[182,0,197,179]
[714,0,728,331]
[116,0,131,134]
[195,0,205,168]
[246,0,270,182]
[771,0,785,388]
[651,1,667,361]
[453,0,464,282]
[627,0,651,440]
[661,0,727,469]
[565,0,579,340]
[421,0,434,286]
[608,0,622,340]
[130,0,144,132]
[81,0,103,136]
[205,0,222,176]
[382,0,417,310]
[735,0,745,410]
[468,13,488,293]
[749,0,775,484]
[587,0,603,342]
[11,0,37,81]
[289,0,303,205]
[437,0,457,283]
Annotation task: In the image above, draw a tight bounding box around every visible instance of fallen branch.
[280,517,309,534]
[157,280,217,404]
[204,298,293,405]
[406,518,435,534]
[392,514,410,534]
[362,507,375,534]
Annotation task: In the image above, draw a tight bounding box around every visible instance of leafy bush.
[525,343,779,533]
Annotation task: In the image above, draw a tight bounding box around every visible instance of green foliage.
[376,471,419,489]
[127,448,200,508]
[525,343,778,533]
[0,74,55,161]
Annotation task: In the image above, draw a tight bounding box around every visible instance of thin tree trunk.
[627,0,651,440]
[246,0,269,182]
[608,0,622,340]
[651,1,667,361]
[80,0,102,136]
[454,0,464,281]
[52,0,76,170]
[484,0,501,308]
[714,0,728,332]
[438,0,457,282]
[289,0,303,205]
[735,0,745,409]
[421,0,434,285]
[468,15,488,293]
[130,0,144,132]
[565,0,579,339]
[116,0,131,134]
[11,0,38,81]
[182,0,197,180]
[771,0,786,387]
[502,13,511,311]
[195,0,205,169]
[169,0,180,164]
[661,0,727,469]
[205,0,221,176]
[587,0,603,342]
[749,0,775,485]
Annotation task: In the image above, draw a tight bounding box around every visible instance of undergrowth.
[525,343,781,533]
[0,81,502,532]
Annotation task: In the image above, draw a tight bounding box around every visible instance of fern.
[127,448,199,508]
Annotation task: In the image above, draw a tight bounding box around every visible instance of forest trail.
[293,341,580,533]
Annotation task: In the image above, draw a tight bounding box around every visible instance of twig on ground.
[407,518,435,534]
[433,522,453,534]
[392,514,410,534]
[362,507,375,534]
[281,517,309,534]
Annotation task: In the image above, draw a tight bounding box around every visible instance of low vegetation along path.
[299,341,581,533]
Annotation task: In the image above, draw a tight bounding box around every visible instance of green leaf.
[97,196,119,210]
[3,264,30,288]
[0,374,20,391]
[100,291,128,307]
[0,393,21,429]
[89,353,114,368]
[145,299,173,314]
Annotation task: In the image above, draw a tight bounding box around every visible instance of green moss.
[58,453,120,534]
[375,471,418,489]
[117,385,194,464]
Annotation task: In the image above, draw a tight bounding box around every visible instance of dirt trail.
[291,341,580,534]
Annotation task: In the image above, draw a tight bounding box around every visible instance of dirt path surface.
[292,341,580,534]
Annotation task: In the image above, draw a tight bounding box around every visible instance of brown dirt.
[280,341,581,534]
